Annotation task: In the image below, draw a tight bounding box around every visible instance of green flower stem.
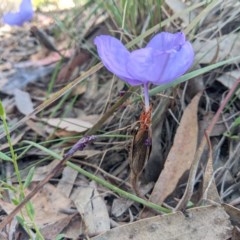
[67,161,171,214]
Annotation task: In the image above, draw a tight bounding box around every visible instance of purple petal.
[127,39,194,85]
[3,0,33,26]
[146,32,185,51]
[94,35,142,86]
[126,48,167,83]
[151,41,194,85]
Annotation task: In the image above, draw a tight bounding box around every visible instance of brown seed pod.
[129,107,152,197]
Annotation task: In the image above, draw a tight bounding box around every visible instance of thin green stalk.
[28,214,44,240]
[67,161,171,214]
[1,116,24,200]
[47,60,63,97]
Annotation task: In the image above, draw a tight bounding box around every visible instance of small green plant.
[0,100,44,239]
[224,116,240,140]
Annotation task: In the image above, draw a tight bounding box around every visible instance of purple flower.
[94,32,194,86]
[64,135,96,158]
[94,32,194,110]
[3,0,33,26]
[145,137,152,146]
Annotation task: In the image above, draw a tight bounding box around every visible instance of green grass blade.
[23,167,35,189]
[0,152,12,162]
[22,140,62,160]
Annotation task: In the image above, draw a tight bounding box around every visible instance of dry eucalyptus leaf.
[193,33,240,64]
[71,181,110,236]
[92,205,232,240]
[41,214,74,239]
[26,119,46,137]
[111,198,134,218]
[111,184,153,218]
[62,215,83,239]
[0,183,73,238]
[202,151,221,203]
[41,117,93,133]
[223,203,240,227]
[73,149,102,158]
[57,166,78,198]
[217,70,240,99]
[30,160,59,182]
[149,93,201,205]
[30,183,72,227]
[14,89,34,115]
